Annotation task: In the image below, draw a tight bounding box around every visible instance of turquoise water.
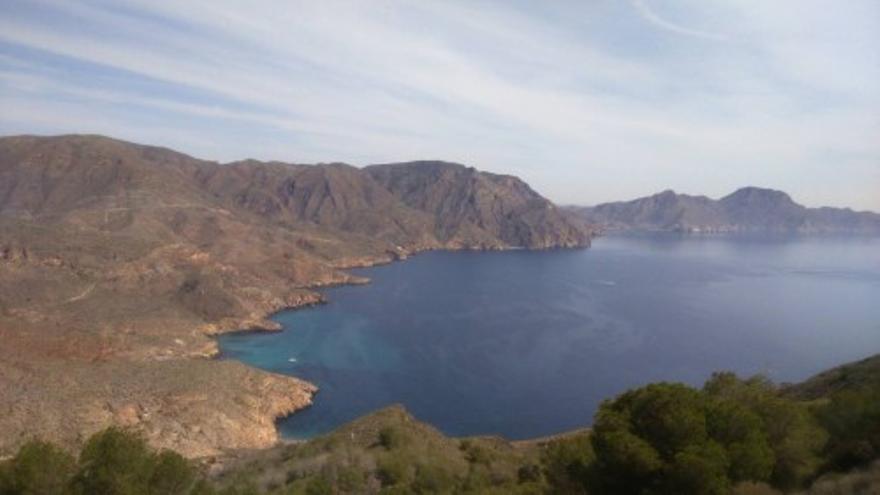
[219,234,880,440]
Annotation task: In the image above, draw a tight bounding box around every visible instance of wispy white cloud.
[630,0,730,41]
[0,0,877,209]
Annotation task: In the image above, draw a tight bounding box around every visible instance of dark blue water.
[219,235,880,440]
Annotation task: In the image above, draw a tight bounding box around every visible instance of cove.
[218,234,880,440]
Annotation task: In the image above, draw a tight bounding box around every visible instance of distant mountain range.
[0,135,589,252]
[568,187,880,234]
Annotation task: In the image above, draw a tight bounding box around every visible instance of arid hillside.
[0,134,591,458]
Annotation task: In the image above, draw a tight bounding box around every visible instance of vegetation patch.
[2,362,878,494]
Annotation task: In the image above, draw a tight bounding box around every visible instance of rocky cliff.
[366,161,589,249]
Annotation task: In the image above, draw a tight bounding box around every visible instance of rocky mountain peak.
[721,187,796,207]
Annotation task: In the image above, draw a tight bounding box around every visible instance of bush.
[304,476,332,495]
[336,465,367,492]
[412,463,455,493]
[517,463,541,483]
[541,433,593,493]
[0,439,76,495]
[705,373,826,490]
[664,441,730,495]
[150,450,197,495]
[590,383,700,494]
[379,426,406,450]
[749,398,824,490]
[190,480,218,495]
[460,441,494,466]
[3,367,877,495]
[461,464,491,492]
[590,377,825,494]
[816,386,880,472]
[69,427,158,495]
[0,428,203,495]
[377,454,410,487]
[706,399,774,482]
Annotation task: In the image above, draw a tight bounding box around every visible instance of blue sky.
[1,0,878,209]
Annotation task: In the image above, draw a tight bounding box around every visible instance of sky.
[1,0,878,210]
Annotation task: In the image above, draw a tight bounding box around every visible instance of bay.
[219,234,880,440]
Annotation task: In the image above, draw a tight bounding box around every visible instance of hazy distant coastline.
[567,187,880,235]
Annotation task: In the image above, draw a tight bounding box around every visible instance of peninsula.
[0,134,590,457]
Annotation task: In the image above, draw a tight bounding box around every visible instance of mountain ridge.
[568,187,880,234]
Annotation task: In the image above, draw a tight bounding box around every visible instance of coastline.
[211,235,880,458]
[208,240,593,454]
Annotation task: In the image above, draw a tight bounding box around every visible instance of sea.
[219,234,880,440]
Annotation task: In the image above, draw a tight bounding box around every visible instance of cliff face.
[192,159,590,250]
[194,161,439,250]
[366,161,590,249]
[0,134,592,458]
[570,187,880,234]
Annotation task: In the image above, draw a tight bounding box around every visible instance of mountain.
[569,187,880,234]
[194,159,588,251]
[366,161,587,249]
[0,134,591,458]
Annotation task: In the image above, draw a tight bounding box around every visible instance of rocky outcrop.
[569,187,880,234]
[366,161,590,248]
[0,355,316,458]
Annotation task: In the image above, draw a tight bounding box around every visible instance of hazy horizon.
[1,1,878,210]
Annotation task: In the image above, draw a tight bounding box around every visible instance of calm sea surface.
[219,234,880,440]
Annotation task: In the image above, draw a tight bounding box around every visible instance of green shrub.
[816,386,880,472]
[664,441,730,495]
[516,463,541,483]
[190,479,218,495]
[377,454,410,487]
[705,372,826,490]
[69,427,157,495]
[379,427,406,450]
[706,399,774,482]
[590,377,825,494]
[150,450,196,495]
[460,442,493,466]
[541,433,593,493]
[0,463,11,495]
[0,439,76,495]
[759,399,826,490]
[303,476,332,495]
[461,464,491,492]
[4,366,878,495]
[0,429,206,495]
[336,465,366,493]
[412,463,455,493]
